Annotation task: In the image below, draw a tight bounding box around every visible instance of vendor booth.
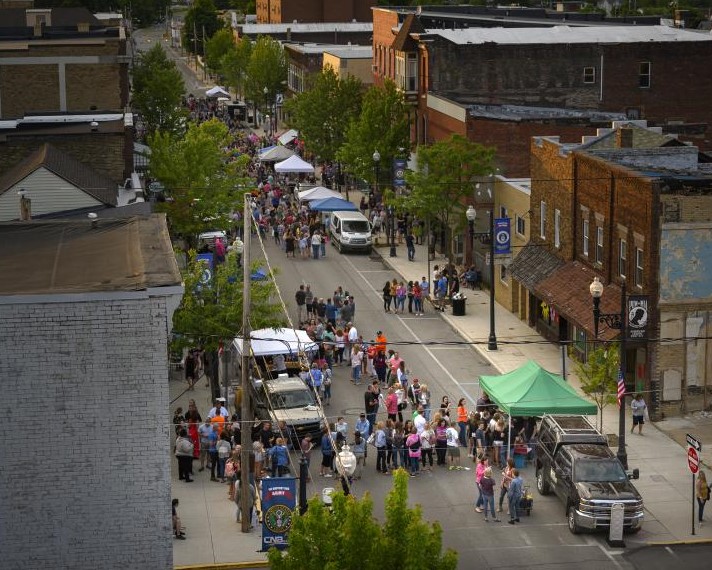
[233,327,318,358]
[274,155,314,174]
[297,186,342,202]
[308,197,357,212]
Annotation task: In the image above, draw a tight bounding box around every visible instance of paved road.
[624,542,712,570]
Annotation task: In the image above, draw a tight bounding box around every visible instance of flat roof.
[240,22,372,34]
[423,24,712,45]
[323,45,372,59]
[468,104,626,122]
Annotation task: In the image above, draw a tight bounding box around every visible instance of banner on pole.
[392,158,407,187]
[260,477,296,551]
[494,218,511,255]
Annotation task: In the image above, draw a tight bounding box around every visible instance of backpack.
[409,438,421,452]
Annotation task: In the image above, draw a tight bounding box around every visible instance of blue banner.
[392,158,407,187]
[196,253,214,285]
[494,218,511,255]
[260,477,297,551]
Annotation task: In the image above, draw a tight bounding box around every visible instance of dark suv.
[536,415,644,534]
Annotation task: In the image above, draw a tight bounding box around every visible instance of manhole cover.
[343,407,365,416]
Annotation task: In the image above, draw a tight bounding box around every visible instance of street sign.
[686,433,702,452]
[688,447,699,474]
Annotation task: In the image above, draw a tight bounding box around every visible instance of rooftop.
[0,215,181,296]
[323,45,373,59]
[468,104,627,122]
[239,22,372,34]
[422,24,712,45]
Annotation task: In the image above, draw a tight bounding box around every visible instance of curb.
[646,538,712,546]
[175,562,269,570]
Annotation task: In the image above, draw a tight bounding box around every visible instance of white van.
[329,210,372,253]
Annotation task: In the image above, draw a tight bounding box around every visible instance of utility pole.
[239,195,252,533]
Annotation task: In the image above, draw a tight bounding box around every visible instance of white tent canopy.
[205,86,230,98]
[233,327,318,357]
[274,154,314,174]
[298,186,342,202]
[258,145,294,162]
[278,129,298,145]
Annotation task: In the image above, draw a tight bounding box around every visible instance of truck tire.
[567,505,580,534]
[536,470,551,496]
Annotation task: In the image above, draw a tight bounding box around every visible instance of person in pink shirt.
[387,351,403,385]
[405,426,422,477]
[475,454,488,512]
[385,387,399,422]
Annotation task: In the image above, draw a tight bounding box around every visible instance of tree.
[221,38,253,99]
[149,119,252,246]
[573,345,620,432]
[284,66,363,162]
[337,80,410,184]
[204,28,234,78]
[268,469,458,570]
[171,252,286,353]
[183,0,223,55]
[245,36,288,116]
[400,134,496,260]
[131,44,186,138]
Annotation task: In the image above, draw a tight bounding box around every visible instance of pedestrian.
[391,421,405,470]
[355,413,371,465]
[311,231,321,259]
[382,281,392,313]
[267,437,290,477]
[305,284,314,317]
[419,383,432,421]
[385,387,399,422]
[175,428,194,483]
[696,470,709,524]
[320,427,334,477]
[481,467,500,522]
[499,457,515,513]
[300,435,313,477]
[475,454,488,512]
[507,468,524,524]
[234,480,257,527]
[374,421,389,474]
[631,393,647,435]
[352,431,366,479]
[374,349,388,385]
[406,231,415,261]
[365,382,379,429]
[456,398,469,447]
[184,350,197,391]
[253,439,264,481]
[351,345,363,384]
[322,363,332,405]
[406,426,422,477]
[172,499,185,539]
[420,421,435,471]
[435,418,448,466]
[295,284,307,325]
[413,281,423,315]
[198,418,212,472]
[446,421,461,469]
[207,423,219,482]
[216,431,232,483]
[395,281,406,314]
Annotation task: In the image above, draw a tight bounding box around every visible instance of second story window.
[639,62,651,88]
[540,201,547,240]
[395,53,418,92]
[554,209,561,249]
[635,248,644,288]
[619,238,627,278]
[515,214,526,237]
[596,226,604,264]
[583,67,595,84]
[582,219,589,256]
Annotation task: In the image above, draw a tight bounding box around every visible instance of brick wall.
[0,295,173,570]
[65,63,123,112]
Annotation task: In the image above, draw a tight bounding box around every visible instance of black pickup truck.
[535,415,644,534]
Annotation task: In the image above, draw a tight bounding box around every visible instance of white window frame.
[540,201,546,240]
[554,209,561,248]
[619,238,627,278]
[582,219,589,257]
[583,66,596,84]
[635,247,643,288]
[639,61,651,88]
[596,226,604,264]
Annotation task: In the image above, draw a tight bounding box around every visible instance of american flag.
[617,368,625,408]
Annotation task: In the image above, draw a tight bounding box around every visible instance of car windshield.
[574,459,627,482]
[343,220,369,233]
[273,390,315,409]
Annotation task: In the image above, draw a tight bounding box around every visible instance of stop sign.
[688,447,699,474]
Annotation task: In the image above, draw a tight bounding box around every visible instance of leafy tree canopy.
[399,135,496,259]
[149,119,253,244]
[221,38,253,98]
[131,44,186,138]
[284,66,363,163]
[183,0,223,55]
[172,252,286,352]
[573,345,620,432]
[268,469,458,570]
[245,36,288,113]
[337,80,410,184]
[204,28,235,75]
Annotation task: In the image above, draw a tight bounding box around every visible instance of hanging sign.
[392,158,407,187]
[627,295,649,340]
[494,218,511,255]
[261,477,297,551]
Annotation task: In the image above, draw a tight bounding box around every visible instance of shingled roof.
[509,243,565,291]
[0,143,117,206]
[391,13,425,52]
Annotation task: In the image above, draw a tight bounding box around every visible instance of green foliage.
[284,67,363,162]
[183,0,223,55]
[131,44,186,138]
[245,36,288,113]
[204,28,234,75]
[221,38,253,98]
[149,119,253,243]
[268,470,457,570]
[172,252,286,352]
[573,345,620,431]
[401,135,496,259]
[337,80,410,183]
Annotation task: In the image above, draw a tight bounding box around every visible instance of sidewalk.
[378,238,712,543]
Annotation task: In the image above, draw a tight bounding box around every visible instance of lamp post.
[372,150,380,202]
[589,276,628,470]
[262,86,270,136]
[387,204,396,257]
[466,205,497,351]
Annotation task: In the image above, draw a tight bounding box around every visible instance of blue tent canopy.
[308,197,358,212]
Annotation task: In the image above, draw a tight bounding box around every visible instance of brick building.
[0,215,182,569]
[0,7,132,184]
[509,123,712,417]
[257,0,374,24]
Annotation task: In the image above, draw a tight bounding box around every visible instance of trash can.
[452,297,466,316]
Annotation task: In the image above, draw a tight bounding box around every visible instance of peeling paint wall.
[660,223,712,301]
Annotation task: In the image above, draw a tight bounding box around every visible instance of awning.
[258,145,294,162]
[479,360,597,416]
[534,261,622,341]
[233,327,318,357]
[205,86,230,98]
[509,243,565,291]
[278,129,298,145]
[274,155,314,174]
[308,197,358,212]
[298,186,342,202]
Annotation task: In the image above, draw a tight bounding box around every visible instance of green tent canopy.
[479,360,597,416]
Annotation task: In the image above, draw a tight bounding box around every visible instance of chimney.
[616,127,634,148]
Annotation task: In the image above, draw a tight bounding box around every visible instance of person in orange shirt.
[456,398,469,447]
[211,413,226,435]
[375,330,387,355]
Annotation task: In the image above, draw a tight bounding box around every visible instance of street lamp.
[589,276,628,470]
[263,86,270,135]
[372,150,380,202]
[466,205,497,350]
[387,204,396,257]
